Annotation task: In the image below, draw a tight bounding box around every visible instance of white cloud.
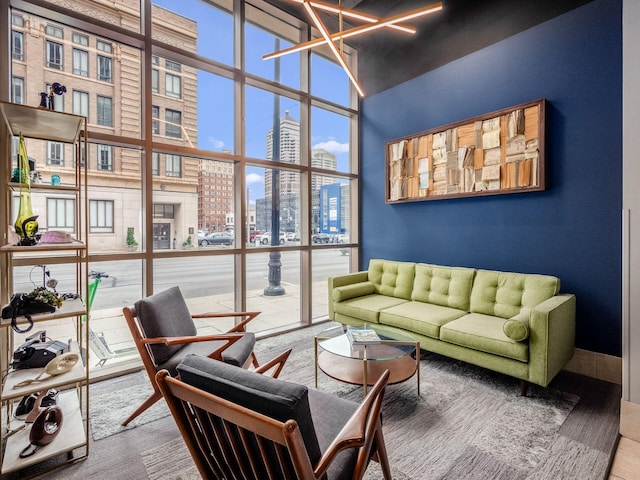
[312,139,349,154]
[208,136,225,149]
[246,172,263,184]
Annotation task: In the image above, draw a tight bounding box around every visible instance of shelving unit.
[0,101,89,476]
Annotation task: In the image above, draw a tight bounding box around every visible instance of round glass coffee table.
[314,323,420,396]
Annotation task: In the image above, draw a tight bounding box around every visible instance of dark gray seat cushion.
[135,286,255,372]
[308,389,360,479]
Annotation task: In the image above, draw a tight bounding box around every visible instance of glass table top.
[316,323,417,361]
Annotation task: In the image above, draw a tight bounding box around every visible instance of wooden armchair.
[121,286,290,426]
[156,354,392,480]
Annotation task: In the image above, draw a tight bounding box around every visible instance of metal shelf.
[0,101,83,144]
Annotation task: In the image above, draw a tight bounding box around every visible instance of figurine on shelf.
[14,133,39,246]
[37,82,67,110]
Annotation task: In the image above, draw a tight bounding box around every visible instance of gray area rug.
[131,324,614,479]
[90,371,168,441]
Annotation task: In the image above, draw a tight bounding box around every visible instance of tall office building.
[265,110,300,196]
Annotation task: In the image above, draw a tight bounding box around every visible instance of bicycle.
[85,271,136,367]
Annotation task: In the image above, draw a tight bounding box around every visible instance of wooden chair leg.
[520,379,530,396]
[122,390,162,426]
[373,425,392,480]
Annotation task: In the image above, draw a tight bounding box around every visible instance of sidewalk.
[82,280,329,378]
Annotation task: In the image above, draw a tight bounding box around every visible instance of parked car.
[256,231,286,245]
[312,233,330,244]
[337,234,349,243]
[285,232,300,241]
[249,230,263,243]
[199,232,233,246]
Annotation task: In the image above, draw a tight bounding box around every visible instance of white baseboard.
[563,348,622,384]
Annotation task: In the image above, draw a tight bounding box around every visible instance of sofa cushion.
[177,354,323,470]
[411,264,475,311]
[368,259,415,300]
[334,294,408,324]
[333,281,376,302]
[439,313,529,362]
[469,270,561,319]
[379,301,467,339]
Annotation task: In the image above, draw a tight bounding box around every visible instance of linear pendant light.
[263,1,443,97]
[302,0,365,96]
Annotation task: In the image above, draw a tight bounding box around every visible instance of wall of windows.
[1,0,359,372]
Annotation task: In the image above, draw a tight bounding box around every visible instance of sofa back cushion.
[470,270,561,319]
[368,259,415,300]
[411,264,475,311]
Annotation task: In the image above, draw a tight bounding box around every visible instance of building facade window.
[73,48,89,76]
[73,90,89,118]
[12,31,23,61]
[12,13,24,26]
[165,73,181,98]
[11,77,24,104]
[152,68,159,93]
[165,109,181,138]
[72,32,88,46]
[98,55,112,82]
[97,95,113,126]
[90,200,114,233]
[47,198,75,230]
[166,59,181,72]
[96,39,112,53]
[45,24,63,38]
[47,141,64,166]
[97,145,113,171]
[154,204,175,218]
[151,105,160,134]
[166,154,181,177]
[45,40,63,70]
[152,152,160,175]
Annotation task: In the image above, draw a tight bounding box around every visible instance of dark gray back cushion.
[177,354,323,467]
[135,286,196,365]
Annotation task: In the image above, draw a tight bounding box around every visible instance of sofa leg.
[520,380,529,396]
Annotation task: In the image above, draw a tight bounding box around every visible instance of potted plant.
[126,227,139,252]
[182,235,195,249]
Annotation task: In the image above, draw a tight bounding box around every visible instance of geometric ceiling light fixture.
[263,1,443,97]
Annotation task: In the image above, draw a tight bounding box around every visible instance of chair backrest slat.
[160,373,317,480]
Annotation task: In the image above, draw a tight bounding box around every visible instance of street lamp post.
[264,38,285,296]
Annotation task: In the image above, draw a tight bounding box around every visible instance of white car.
[256,231,286,245]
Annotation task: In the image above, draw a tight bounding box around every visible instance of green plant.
[126,227,138,247]
[182,235,193,247]
[28,286,63,308]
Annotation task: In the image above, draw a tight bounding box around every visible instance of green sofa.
[328,259,576,393]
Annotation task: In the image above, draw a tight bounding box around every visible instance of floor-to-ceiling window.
[1,0,359,376]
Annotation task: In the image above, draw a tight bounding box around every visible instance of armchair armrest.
[254,348,292,378]
[314,370,390,479]
[141,333,245,361]
[191,311,260,333]
[140,333,245,347]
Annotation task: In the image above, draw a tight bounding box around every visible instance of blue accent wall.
[360,0,622,356]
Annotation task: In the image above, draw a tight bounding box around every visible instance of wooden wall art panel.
[385,99,546,203]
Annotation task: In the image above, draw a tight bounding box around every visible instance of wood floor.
[609,437,640,480]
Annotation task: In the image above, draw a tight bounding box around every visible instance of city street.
[13,247,351,311]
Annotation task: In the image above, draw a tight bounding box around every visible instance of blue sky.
[152,0,351,200]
